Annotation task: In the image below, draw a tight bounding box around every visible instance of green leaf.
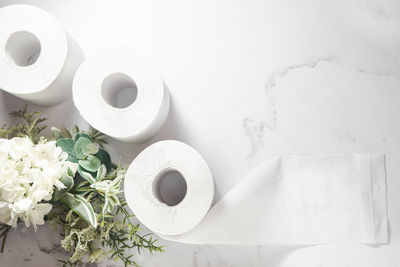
[95,148,111,171]
[51,127,63,139]
[77,165,88,178]
[61,126,72,139]
[74,136,92,159]
[61,175,74,190]
[56,138,74,154]
[80,171,96,184]
[53,176,74,201]
[77,166,97,183]
[103,198,113,215]
[87,143,99,155]
[74,133,92,143]
[73,180,92,195]
[79,155,101,172]
[56,138,77,162]
[60,193,97,228]
[67,167,74,177]
[71,125,80,138]
[96,165,107,180]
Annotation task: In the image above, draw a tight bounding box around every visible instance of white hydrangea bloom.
[0,136,77,231]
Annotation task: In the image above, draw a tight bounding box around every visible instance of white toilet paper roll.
[125,147,388,245]
[0,5,83,105]
[73,47,170,143]
[124,140,214,235]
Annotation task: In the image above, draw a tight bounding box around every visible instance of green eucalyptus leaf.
[95,148,111,171]
[56,138,74,154]
[74,133,93,143]
[79,155,101,172]
[60,193,97,228]
[56,138,77,162]
[77,165,86,177]
[87,143,99,155]
[74,137,92,159]
[77,166,96,181]
[68,155,78,163]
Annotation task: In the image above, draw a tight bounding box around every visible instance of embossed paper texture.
[162,154,388,245]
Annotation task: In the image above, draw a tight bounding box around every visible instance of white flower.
[0,201,12,225]
[0,136,78,230]
[28,203,52,230]
[0,184,25,203]
[12,198,33,215]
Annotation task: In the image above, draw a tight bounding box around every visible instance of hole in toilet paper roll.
[5,31,41,66]
[152,170,187,206]
[102,73,138,109]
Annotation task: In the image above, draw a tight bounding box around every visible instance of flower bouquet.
[0,106,162,266]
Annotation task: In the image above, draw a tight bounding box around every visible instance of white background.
[0,0,400,266]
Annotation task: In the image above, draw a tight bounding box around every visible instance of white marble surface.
[0,0,399,266]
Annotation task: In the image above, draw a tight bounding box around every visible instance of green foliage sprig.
[51,121,163,266]
[0,104,47,142]
[0,107,163,266]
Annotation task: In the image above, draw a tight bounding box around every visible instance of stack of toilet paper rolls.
[0,4,389,246]
[0,4,170,143]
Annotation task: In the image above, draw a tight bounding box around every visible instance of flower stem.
[0,226,10,253]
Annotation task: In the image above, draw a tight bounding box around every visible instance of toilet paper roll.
[73,47,170,143]
[125,144,388,245]
[124,140,214,235]
[0,5,83,105]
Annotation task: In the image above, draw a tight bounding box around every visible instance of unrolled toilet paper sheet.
[160,154,388,245]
